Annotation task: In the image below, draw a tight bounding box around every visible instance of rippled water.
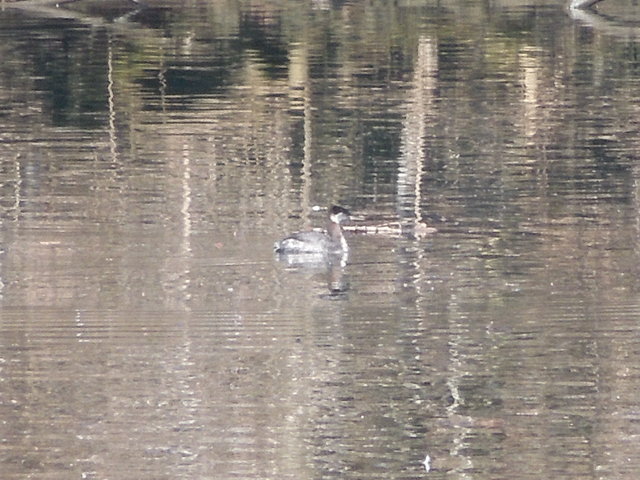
[1,0,640,478]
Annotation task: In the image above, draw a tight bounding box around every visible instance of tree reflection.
[1,1,640,478]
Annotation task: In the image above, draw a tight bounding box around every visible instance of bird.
[274,205,352,255]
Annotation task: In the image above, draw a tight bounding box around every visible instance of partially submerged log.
[343,222,404,236]
[343,221,437,238]
[569,0,606,9]
[4,0,143,23]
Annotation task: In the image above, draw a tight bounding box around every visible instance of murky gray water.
[1,0,640,478]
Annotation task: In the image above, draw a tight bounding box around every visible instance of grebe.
[274,206,351,254]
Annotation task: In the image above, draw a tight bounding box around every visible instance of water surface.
[1,0,640,479]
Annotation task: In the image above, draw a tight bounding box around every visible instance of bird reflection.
[275,250,349,294]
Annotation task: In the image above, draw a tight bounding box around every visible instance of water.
[1,0,640,478]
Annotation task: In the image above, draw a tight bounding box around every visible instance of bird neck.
[328,222,348,252]
[327,221,342,241]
